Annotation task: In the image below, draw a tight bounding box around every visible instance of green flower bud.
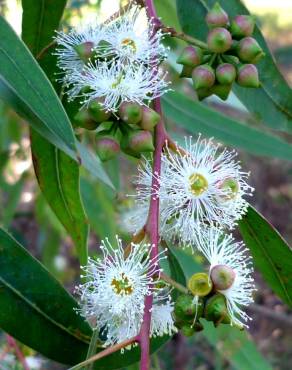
[174,294,203,321]
[237,37,265,63]
[88,99,111,123]
[204,294,231,326]
[230,15,255,39]
[139,107,160,130]
[177,46,203,67]
[205,2,229,28]
[96,135,120,162]
[74,41,95,62]
[216,63,236,85]
[210,264,236,290]
[121,130,154,157]
[196,87,213,101]
[119,102,143,125]
[192,65,215,90]
[188,272,213,297]
[207,27,232,53]
[73,109,99,130]
[237,64,259,88]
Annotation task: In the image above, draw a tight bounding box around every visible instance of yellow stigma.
[220,178,239,200]
[111,272,134,296]
[121,38,137,52]
[189,173,208,196]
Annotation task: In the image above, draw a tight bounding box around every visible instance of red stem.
[6,335,30,370]
[138,2,167,369]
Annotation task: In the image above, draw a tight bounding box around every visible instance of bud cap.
[96,135,120,162]
[237,37,264,63]
[140,107,160,130]
[74,41,95,62]
[192,65,215,90]
[230,15,255,39]
[177,46,203,67]
[216,63,236,85]
[207,27,232,53]
[237,64,259,88]
[73,109,99,130]
[119,102,143,125]
[128,130,154,153]
[206,2,229,28]
[89,99,111,123]
[211,264,236,290]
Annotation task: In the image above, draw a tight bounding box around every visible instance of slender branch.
[160,272,189,294]
[68,336,138,370]
[161,26,208,50]
[6,335,29,370]
[138,3,168,370]
[36,40,56,60]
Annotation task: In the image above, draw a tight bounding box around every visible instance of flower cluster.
[177,2,263,100]
[130,135,255,327]
[55,4,169,113]
[76,236,176,347]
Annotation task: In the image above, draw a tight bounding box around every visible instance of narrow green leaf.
[31,130,89,265]
[81,177,116,242]
[167,246,186,300]
[0,227,92,364]
[163,91,292,160]
[0,15,76,156]
[175,0,292,131]
[239,206,292,307]
[0,228,171,368]
[21,0,67,55]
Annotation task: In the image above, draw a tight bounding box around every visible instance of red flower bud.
[216,63,236,85]
[140,107,160,130]
[119,102,143,125]
[210,264,236,290]
[177,46,203,67]
[73,109,99,130]
[128,130,154,153]
[237,37,264,63]
[206,2,229,28]
[207,27,232,53]
[96,135,120,162]
[192,64,215,90]
[237,64,259,88]
[230,15,255,39]
[74,41,95,62]
[88,99,111,123]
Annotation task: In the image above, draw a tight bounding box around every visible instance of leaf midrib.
[242,216,292,306]
[0,275,90,343]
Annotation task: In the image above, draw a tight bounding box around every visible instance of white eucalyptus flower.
[97,5,168,65]
[157,136,253,247]
[55,23,105,75]
[76,236,168,346]
[198,228,255,327]
[150,300,177,337]
[68,61,170,112]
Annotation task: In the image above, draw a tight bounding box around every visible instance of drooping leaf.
[175,0,292,131]
[167,246,186,300]
[0,15,76,157]
[239,206,292,307]
[163,91,292,160]
[0,227,92,364]
[0,227,172,368]
[21,0,67,55]
[31,130,89,265]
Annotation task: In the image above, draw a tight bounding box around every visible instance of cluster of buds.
[74,100,159,161]
[174,266,236,335]
[176,2,264,100]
